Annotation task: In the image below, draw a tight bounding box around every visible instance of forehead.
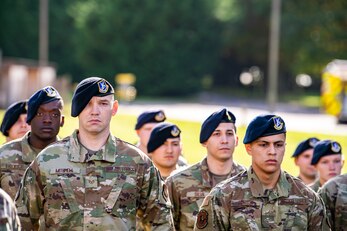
[165,137,181,143]
[38,100,62,110]
[254,133,286,142]
[140,123,158,130]
[90,94,114,101]
[214,122,235,131]
[318,154,342,162]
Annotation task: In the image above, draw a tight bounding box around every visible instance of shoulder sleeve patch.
[196,209,208,229]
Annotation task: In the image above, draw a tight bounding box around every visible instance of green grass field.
[0,105,346,176]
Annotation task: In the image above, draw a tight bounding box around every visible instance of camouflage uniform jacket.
[0,188,20,231]
[0,132,43,199]
[310,179,322,192]
[194,167,329,231]
[165,157,246,231]
[318,174,347,230]
[15,130,174,231]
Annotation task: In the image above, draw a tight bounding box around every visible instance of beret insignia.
[98,80,109,93]
[44,86,58,97]
[331,142,341,153]
[155,111,165,122]
[273,116,283,130]
[171,126,180,137]
[309,138,319,147]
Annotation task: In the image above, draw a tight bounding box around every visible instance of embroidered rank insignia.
[273,116,283,130]
[44,86,57,97]
[155,111,165,122]
[98,80,109,93]
[196,209,209,229]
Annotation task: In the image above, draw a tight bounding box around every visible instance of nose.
[42,113,52,123]
[220,134,228,144]
[90,103,100,115]
[268,144,276,155]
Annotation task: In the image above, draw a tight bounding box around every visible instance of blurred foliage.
[1,0,347,98]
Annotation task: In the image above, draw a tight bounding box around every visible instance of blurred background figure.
[135,110,188,167]
[0,188,20,231]
[318,173,347,231]
[135,110,166,155]
[310,140,344,192]
[292,137,319,185]
[147,122,182,179]
[0,100,30,143]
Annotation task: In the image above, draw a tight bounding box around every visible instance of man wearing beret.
[0,100,30,143]
[166,108,245,231]
[147,122,182,180]
[0,86,64,199]
[292,137,319,185]
[135,110,188,167]
[16,77,174,230]
[135,110,166,154]
[309,140,344,192]
[195,114,329,230]
[318,173,347,230]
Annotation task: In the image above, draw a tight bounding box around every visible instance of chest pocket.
[1,163,28,198]
[104,169,138,218]
[335,184,347,229]
[278,198,308,230]
[182,191,209,228]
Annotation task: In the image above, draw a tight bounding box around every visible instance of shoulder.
[321,174,347,193]
[115,137,151,163]
[167,161,203,182]
[213,171,249,194]
[0,139,23,158]
[285,172,320,199]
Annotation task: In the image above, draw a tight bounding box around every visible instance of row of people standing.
[0,76,345,230]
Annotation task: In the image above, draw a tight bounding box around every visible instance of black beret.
[27,86,61,123]
[135,110,166,130]
[199,108,236,143]
[311,140,342,165]
[243,114,286,144]
[292,137,320,157]
[147,122,181,153]
[71,77,114,117]
[0,100,28,136]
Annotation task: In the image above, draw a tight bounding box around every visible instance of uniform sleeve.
[194,188,229,231]
[165,176,180,230]
[318,183,336,230]
[307,191,331,231]
[137,163,174,231]
[15,160,44,231]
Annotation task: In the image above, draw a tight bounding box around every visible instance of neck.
[319,178,326,186]
[206,156,233,175]
[299,173,316,185]
[78,130,109,151]
[252,165,281,189]
[138,143,148,154]
[156,165,176,179]
[29,133,57,150]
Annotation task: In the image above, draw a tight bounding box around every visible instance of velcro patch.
[196,209,208,229]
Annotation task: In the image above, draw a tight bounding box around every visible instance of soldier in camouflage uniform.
[0,188,20,231]
[309,140,344,192]
[319,173,347,230]
[195,114,329,231]
[166,108,246,230]
[0,86,64,199]
[15,77,173,230]
[0,100,30,143]
[135,110,188,167]
[147,122,183,180]
[291,137,319,185]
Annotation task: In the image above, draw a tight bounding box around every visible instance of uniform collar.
[21,132,41,163]
[200,157,241,187]
[68,130,117,163]
[248,167,290,200]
